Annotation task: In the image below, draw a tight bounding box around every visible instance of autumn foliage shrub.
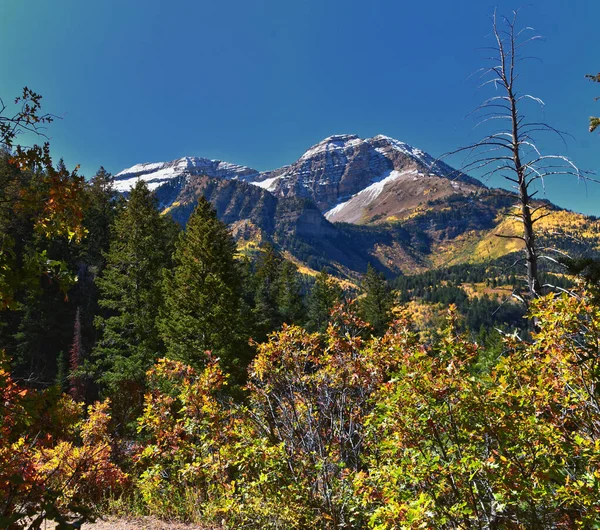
[132,306,406,528]
[134,356,232,521]
[358,294,600,529]
[134,352,332,528]
[131,292,600,529]
[5,290,600,529]
[0,351,127,529]
[242,307,405,528]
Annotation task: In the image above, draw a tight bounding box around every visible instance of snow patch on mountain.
[250,175,282,191]
[325,169,415,223]
[113,156,260,193]
[113,166,183,192]
[117,161,166,175]
[298,134,363,161]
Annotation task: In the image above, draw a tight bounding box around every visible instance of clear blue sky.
[1,0,599,214]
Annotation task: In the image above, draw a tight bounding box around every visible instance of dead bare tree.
[445,10,591,305]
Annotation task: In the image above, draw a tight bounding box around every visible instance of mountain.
[114,134,482,223]
[113,156,259,196]
[114,134,600,279]
[253,134,483,224]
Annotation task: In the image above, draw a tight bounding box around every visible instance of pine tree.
[276,260,305,326]
[12,282,73,385]
[253,243,284,338]
[70,167,121,380]
[82,166,119,268]
[55,350,67,391]
[93,181,176,425]
[359,264,393,336]
[158,196,249,379]
[306,269,343,333]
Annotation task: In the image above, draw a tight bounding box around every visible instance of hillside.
[114,134,600,278]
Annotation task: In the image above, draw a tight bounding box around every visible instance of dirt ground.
[41,517,217,530]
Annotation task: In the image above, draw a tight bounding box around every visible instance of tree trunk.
[509,90,541,300]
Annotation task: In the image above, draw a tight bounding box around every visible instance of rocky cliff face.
[254,134,481,211]
[162,176,338,242]
[161,176,278,233]
[254,135,391,210]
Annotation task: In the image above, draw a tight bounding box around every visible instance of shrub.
[0,351,127,529]
[358,295,600,528]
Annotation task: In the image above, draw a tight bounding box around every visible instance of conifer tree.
[276,260,305,325]
[306,269,343,333]
[93,181,176,424]
[359,264,393,336]
[253,243,284,338]
[158,196,249,379]
[82,166,119,268]
[13,281,74,385]
[71,167,121,373]
[55,350,67,391]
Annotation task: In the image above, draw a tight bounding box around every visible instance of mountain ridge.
[113,134,600,279]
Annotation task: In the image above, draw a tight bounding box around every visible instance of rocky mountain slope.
[114,134,482,224]
[114,135,600,278]
[253,134,482,223]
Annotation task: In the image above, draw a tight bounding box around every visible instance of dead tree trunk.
[444,9,587,308]
[508,83,540,299]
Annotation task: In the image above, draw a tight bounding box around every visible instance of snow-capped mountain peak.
[246,134,480,216]
[113,134,482,224]
[113,156,260,192]
[297,134,363,162]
